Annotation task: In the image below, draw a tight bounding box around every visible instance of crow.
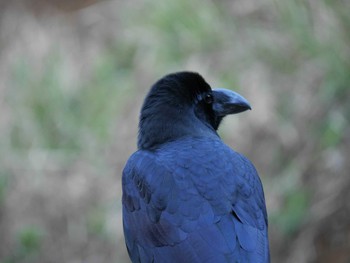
[122,72,269,263]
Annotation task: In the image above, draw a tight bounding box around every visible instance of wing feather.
[122,138,269,262]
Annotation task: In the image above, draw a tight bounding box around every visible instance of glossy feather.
[122,72,269,263]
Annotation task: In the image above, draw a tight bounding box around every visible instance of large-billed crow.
[122,72,269,263]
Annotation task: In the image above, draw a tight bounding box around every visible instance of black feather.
[122,72,270,263]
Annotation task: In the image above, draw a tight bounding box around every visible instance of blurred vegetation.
[0,0,349,262]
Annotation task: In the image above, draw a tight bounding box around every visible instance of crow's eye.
[204,93,213,104]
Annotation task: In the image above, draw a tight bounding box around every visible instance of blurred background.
[0,0,349,262]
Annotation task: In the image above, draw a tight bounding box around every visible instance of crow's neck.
[138,106,218,150]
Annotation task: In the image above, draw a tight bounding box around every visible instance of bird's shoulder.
[122,137,269,260]
[122,137,266,226]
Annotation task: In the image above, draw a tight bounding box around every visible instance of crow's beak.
[212,88,251,117]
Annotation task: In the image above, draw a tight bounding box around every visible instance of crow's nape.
[122,72,270,263]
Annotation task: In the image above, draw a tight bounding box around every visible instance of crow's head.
[138,72,251,150]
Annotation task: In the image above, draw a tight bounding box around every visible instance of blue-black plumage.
[122,72,270,263]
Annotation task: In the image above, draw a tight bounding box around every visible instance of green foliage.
[319,112,346,148]
[126,0,228,70]
[2,226,44,263]
[18,226,43,254]
[262,0,350,150]
[0,172,9,206]
[86,206,106,236]
[273,189,309,235]
[8,50,132,152]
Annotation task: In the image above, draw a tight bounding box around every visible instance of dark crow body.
[122,72,270,263]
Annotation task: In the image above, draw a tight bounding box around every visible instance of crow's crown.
[138,72,219,150]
